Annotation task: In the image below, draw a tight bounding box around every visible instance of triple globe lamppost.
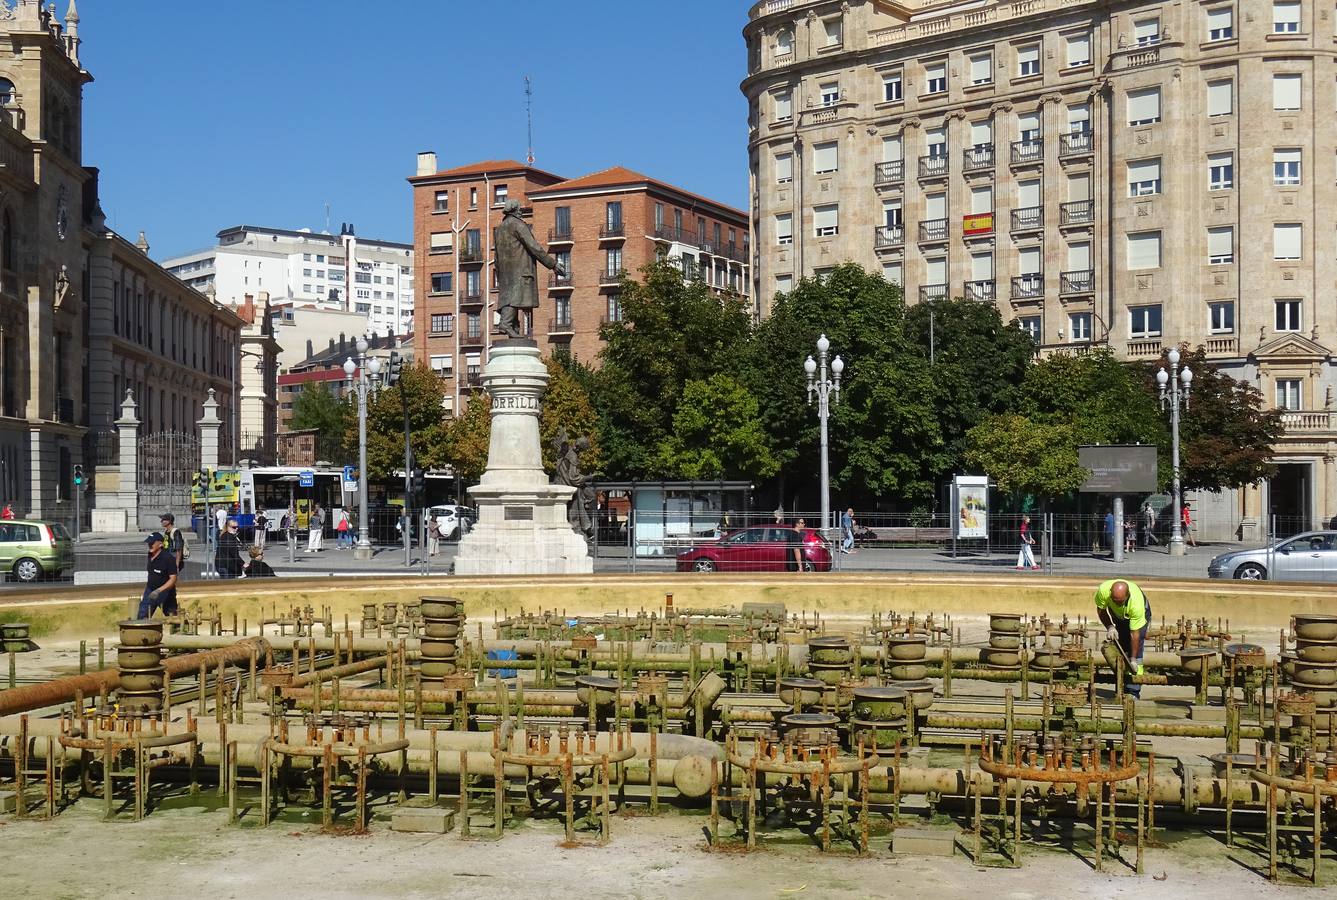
[1157,347,1194,557]
[343,336,382,561]
[804,334,844,540]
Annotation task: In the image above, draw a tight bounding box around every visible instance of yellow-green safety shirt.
[1094,579,1149,630]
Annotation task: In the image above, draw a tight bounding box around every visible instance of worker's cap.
[144,532,164,545]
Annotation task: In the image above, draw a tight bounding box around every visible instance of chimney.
[416,151,438,176]
[306,339,314,358]
[135,231,150,254]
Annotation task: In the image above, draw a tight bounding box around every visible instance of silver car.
[1208,531,1337,581]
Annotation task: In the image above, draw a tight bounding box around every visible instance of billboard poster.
[953,474,988,539]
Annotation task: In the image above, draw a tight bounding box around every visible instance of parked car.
[0,519,74,582]
[427,504,475,541]
[1208,531,1337,581]
[676,524,833,573]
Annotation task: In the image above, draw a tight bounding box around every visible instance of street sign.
[343,465,356,483]
[1078,445,1158,493]
[299,470,315,488]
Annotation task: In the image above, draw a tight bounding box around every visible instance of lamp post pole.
[344,337,381,562]
[1157,348,1193,557]
[805,334,844,540]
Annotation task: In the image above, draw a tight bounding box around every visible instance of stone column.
[199,387,221,470]
[115,388,139,513]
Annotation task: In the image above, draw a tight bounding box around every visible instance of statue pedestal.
[453,341,593,576]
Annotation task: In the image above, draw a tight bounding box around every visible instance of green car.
[0,519,74,582]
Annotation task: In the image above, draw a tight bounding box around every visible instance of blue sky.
[80,1,753,260]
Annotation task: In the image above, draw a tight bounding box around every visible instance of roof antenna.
[324,201,331,233]
[525,75,535,165]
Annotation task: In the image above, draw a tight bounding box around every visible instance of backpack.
[171,527,190,560]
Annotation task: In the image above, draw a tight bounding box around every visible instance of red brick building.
[409,155,750,414]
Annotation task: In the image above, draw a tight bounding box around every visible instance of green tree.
[652,374,780,480]
[965,413,1089,498]
[288,383,351,464]
[355,362,450,479]
[1022,350,1165,447]
[446,390,491,484]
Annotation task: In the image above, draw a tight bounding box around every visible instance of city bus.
[190,466,348,539]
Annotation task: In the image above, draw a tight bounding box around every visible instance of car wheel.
[802,560,816,572]
[692,558,716,573]
[1234,563,1267,581]
[13,557,42,582]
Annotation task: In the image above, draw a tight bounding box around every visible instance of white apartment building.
[164,224,415,338]
[743,0,1337,536]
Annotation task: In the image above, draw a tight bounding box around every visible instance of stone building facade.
[409,157,749,415]
[743,0,1337,535]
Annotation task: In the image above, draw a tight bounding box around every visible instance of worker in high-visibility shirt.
[1094,579,1150,698]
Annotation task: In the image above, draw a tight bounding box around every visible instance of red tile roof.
[532,166,747,221]
[410,159,566,183]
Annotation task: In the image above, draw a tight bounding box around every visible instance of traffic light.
[410,467,425,496]
[386,350,403,386]
[72,464,83,487]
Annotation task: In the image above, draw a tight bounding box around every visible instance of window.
[1068,312,1093,341]
[1273,73,1302,110]
[1068,172,1091,201]
[1276,299,1303,331]
[970,251,994,281]
[969,120,992,149]
[465,269,481,296]
[925,61,947,94]
[430,313,454,334]
[1067,103,1091,133]
[1128,158,1162,196]
[464,228,481,254]
[607,294,623,322]
[969,52,992,85]
[1017,316,1042,341]
[776,274,794,295]
[1207,6,1234,40]
[493,184,508,205]
[883,198,904,228]
[1127,231,1162,269]
[1018,246,1042,276]
[820,82,840,106]
[882,135,902,162]
[1274,223,1302,259]
[1017,179,1041,209]
[605,247,622,276]
[882,71,903,102]
[882,262,902,286]
[1017,43,1040,77]
[814,204,839,237]
[434,191,449,213]
[302,253,311,261]
[1207,80,1233,116]
[776,213,793,246]
[1274,148,1301,185]
[554,298,571,327]
[926,127,946,158]
[925,256,947,287]
[925,191,947,220]
[429,354,453,377]
[430,272,453,294]
[1208,226,1235,264]
[775,152,793,184]
[970,185,993,214]
[823,16,843,47]
[775,28,793,56]
[465,313,481,338]
[554,205,572,236]
[1018,111,1041,143]
[1066,31,1091,67]
[1134,17,1161,45]
[1208,152,1234,190]
[1209,301,1235,334]
[1273,0,1301,33]
[469,187,478,208]
[1276,378,1303,410]
[1128,87,1161,124]
[1130,304,1163,338]
[813,141,838,174]
[606,201,623,231]
[1068,241,1091,270]
[775,91,792,121]
[430,231,453,254]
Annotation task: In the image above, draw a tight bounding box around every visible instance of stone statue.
[54,264,70,311]
[553,429,595,539]
[495,198,566,339]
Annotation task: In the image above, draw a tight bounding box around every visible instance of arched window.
[775,29,793,56]
[0,79,15,107]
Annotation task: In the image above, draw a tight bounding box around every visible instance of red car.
[676,524,833,573]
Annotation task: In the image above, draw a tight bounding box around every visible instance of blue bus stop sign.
[343,465,356,483]
[299,470,315,488]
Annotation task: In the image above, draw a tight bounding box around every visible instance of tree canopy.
[288,383,351,464]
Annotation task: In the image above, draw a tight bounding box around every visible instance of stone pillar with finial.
[199,388,221,470]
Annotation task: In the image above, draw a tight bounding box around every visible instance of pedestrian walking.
[789,518,808,573]
[160,513,188,575]
[1181,503,1197,548]
[243,545,276,578]
[138,533,178,619]
[1124,514,1137,554]
[253,510,268,549]
[215,518,245,578]
[1094,579,1150,698]
[1,503,13,519]
[307,504,325,552]
[427,513,441,556]
[1142,501,1159,546]
[840,507,856,554]
[1103,509,1115,554]
[1015,514,1039,570]
[335,507,351,549]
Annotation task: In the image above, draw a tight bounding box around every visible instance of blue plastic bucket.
[487,648,517,679]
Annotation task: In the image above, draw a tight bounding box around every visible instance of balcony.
[549,273,573,288]
[1059,269,1094,295]
[874,160,904,185]
[1059,130,1093,158]
[599,269,624,287]
[1205,336,1239,356]
[461,290,483,304]
[1011,138,1043,166]
[1127,339,1164,359]
[459,247,484,264]
[1060,199,1093,227]
[874,225,904,249]
[723,243,747,263]
[460,332,485,347]
[600,314,625,327]
[1011,275,1044,300]
[548,317,575,337]
[1281,410,1333,434]
[599,223,625,240]
[962,144,995,173]
[918,154,948,179]
[918,218,948,242]
[965,279,995,301]
[548,227,573,244]
[920,284,947,302]
[1010,206,1043,232]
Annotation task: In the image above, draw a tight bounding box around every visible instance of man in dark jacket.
[495,199,566,338]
